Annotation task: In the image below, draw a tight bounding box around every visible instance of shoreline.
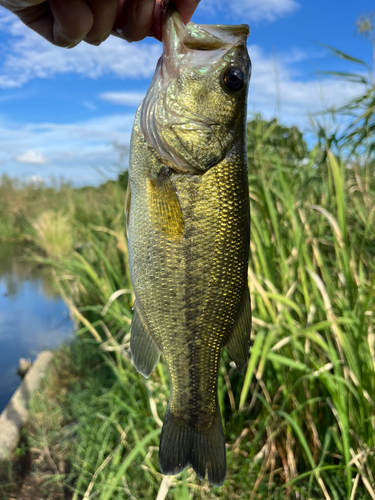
[0,351,54,466]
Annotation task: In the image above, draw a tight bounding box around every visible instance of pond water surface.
[0,243,73,413]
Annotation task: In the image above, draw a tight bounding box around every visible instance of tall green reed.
[228,119,375,499]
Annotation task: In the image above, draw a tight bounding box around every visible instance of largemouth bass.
[126,7,251,486]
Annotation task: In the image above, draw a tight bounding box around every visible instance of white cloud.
[0,8,161,89]
[0,7,13,28]
[203,0,299,22]
[248,45,362,130]
[100,92,145,106]
[0,113,135,184]
[0,45,364,184]
[97,47,360,132]
[16,150,48,165]
[0,5,364,185]
[25,175,45,184]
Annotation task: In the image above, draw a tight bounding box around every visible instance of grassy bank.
[1,114,375,498]
[0,175,127,246]
[4,129,375,498]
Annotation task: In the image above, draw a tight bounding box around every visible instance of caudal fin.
[159,406,226,486]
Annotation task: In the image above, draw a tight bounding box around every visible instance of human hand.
[114,0,201,42]
[0,0,201,47]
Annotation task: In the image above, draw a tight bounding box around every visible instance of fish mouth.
[163,8,249,69]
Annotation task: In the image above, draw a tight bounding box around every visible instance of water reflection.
[0,243,73,413]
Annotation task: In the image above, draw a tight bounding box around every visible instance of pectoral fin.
[147,167,184,240]
[130,305,161,378]
[225,285,252,374]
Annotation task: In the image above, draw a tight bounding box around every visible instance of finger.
[83,0,118,46]
[18,0,94,47]
[112,0,156,43]
[1,1,43,11]
[151,0,201,42]
[173,0,200,24]
[12,3,55,41]
[151,0,163,41]
[48,0,94,46]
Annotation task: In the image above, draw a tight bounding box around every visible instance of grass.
[32,210,73,257]
[0,174,126,248]
[241,139,375,498]
[0,114,374,498]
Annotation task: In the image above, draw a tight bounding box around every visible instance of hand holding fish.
[0,0,200,46]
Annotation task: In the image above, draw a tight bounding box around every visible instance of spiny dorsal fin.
[225,284,251,374]
[130,305,161,378]
[147,167,184,240]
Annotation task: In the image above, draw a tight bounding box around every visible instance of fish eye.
[222,66,245,92]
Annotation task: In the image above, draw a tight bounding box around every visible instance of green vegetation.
[32,210,73,257]
[1,28,375,500]
[2,118,373,499]
[0,175,125,248]
[320,13,375,157]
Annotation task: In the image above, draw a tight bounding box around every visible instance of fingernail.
[135,0,155,27]
[85,31,111,47]
[67,39,81,49]
[55,23,81,48]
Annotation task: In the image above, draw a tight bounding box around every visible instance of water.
[0,243,74,413]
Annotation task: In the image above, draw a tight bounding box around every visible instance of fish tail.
[159,406,226,486]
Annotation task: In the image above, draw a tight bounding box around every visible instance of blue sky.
[0,0,373,186]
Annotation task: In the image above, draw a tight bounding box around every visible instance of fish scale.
[126,7,251,486]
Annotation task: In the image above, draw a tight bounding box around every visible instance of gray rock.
[0,351,54,463]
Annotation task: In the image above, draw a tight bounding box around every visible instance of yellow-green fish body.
[126,9,251,486]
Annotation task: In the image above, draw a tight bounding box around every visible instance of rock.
[17,358,32,378]
[0,351,54,465]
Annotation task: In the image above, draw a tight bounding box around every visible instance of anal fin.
[225,284,252,374]
[130,305,161,378]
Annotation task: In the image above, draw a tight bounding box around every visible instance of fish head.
[140,9,251,175]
